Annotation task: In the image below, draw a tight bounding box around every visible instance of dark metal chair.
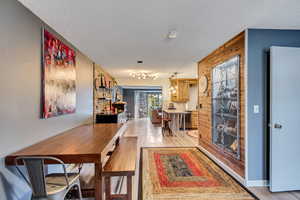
[15,156,82,200]
[162,117,172,136]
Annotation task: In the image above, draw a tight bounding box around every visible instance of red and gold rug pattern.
[154,152,221,188]
[142,147,256,200]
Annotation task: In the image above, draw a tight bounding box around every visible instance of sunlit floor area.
[124,118,198,147]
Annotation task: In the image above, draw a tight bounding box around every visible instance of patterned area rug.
[142,147,257,200]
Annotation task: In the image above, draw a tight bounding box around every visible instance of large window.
[134,91,162,119]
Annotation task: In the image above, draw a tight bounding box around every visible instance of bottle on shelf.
[100,73,104,88]
[95,77,100,89]
[103,76,107,88]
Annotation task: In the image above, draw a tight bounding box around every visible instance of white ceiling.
[19,0,300,78]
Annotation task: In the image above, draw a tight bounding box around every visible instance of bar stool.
[162,117,172,136]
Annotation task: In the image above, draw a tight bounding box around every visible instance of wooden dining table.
[5,123,124,200]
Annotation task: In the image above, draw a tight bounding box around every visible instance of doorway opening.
[134,90,162,119]
[122,86,162,119]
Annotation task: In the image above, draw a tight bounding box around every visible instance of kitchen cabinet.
[170,79,197,102]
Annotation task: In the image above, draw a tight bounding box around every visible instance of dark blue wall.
[247,29,300,180]
[123,89,135,118]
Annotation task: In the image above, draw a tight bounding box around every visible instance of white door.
[270,46,300,192]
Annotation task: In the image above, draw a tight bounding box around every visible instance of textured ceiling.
[19,0,300,78]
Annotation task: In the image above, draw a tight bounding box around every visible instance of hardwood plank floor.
[87,118,300,200]
[124,118,198,200]
[127,118,300,200]
[248,187,300,200]
[126,118,198,147]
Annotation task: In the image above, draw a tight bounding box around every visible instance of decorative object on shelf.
[111,77,118,87]
[100,73,105,88]
[167,103,176,110]
[112,101,126,114]
[42,29,76,118]
[211,55,240,159]
[198,75,208,94]
[95,75,100,89]
[129,71,159,80]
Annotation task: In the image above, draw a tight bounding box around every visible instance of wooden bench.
[102,137,137,200]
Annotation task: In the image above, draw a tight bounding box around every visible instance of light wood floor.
[123,118,300,200]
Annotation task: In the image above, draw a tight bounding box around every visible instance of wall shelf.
[211,55,240,159]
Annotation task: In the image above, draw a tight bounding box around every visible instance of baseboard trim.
[119,122,129,136]
[246,180,269,187]
[197,145,246,185]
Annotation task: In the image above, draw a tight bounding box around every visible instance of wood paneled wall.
[197,32,245,177]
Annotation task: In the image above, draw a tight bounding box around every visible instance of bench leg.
[105,176,111,200]
[127,175,132,200]
[95,163,102,200]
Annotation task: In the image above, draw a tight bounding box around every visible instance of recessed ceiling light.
[137,60,143,64]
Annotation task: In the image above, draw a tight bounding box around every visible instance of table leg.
[105,176,111,200]
[171,114,175,136]
[127,175,132,200]
[183,114,186,136]
[95,163,102,200]
[177,114,180,136]
[172,114,176,136]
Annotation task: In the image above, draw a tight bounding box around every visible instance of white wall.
[187,84,198,110]
[0,1,94,199]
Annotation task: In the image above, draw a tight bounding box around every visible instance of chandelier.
[169,72,178,94]
[129,71,159,80]
[169,85,178,94]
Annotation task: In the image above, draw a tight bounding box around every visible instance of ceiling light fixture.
[129,71,159,80]
[169,72,179,94]
[167,30,177,39]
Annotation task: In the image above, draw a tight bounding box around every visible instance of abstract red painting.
[42,29,76,118]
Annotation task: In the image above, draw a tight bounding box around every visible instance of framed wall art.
[42,29,76,118]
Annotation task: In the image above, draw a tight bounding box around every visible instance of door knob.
[274,123,282,129]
